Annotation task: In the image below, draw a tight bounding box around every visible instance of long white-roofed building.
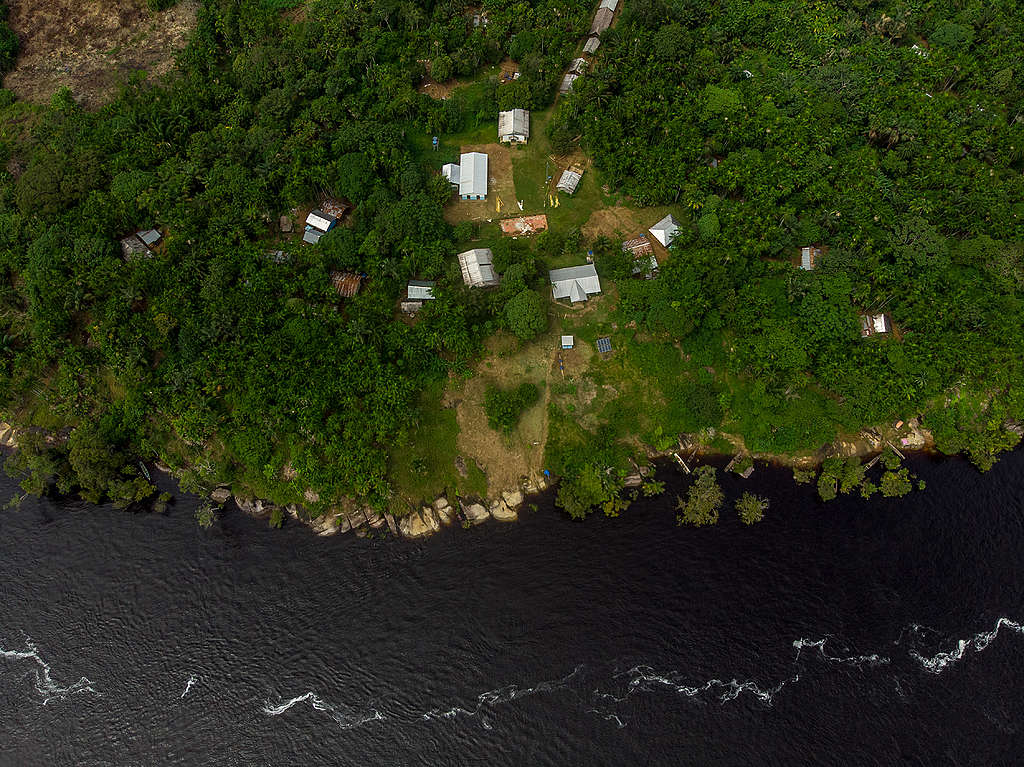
[459,152,488,200]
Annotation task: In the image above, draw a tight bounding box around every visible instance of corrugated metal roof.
[498,109,530,141]
[590,7,613,34]
[320,198,351,218]
[649,214,680,247]
[303,227,323,245]
[599,0,619,11]
[442,163,460,184]
[561,335,574,349]
[120,235,147,259]
[330,271,363,298]
[584,36,600,54]
[557,170,582,194]
[459,152,488,198]
[569,58,588,75]
[560,73,579,93]
[407,280,436,300]
[137,229,161,247]
[458,248,500,287]
[306,210,336,232]
[550,264,601,302]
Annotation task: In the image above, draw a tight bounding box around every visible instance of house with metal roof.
[459,152,488,200]
[304,210,338,244]
[120,234,148,259]
[800,245,824,270]
[623,235,658,277]
[498,109,530,143]
[550,264,602,303]
[590,7,614,35]
[560,73,579,94]
[860,313,892,337]
[584,36,600,54]
[599,0,619,11]
[457,248,500,287]
[330,271,363,298]
[649,214,680,247]
[441,163,460,187]
[569,58,588,75]
[561,335,574,350]
[407,280,436,301]
[137,229,162,248]
[556,169,582,195]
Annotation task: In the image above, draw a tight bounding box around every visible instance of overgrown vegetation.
[0,2,17,75]
[484,382,540,434]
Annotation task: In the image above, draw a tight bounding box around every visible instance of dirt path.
[3,0,199,108]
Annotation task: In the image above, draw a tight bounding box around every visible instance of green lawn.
[386,379,488,514]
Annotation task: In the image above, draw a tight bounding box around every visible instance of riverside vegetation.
[0,0,1022,530]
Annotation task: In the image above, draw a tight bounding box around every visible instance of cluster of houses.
[559,0,618,93]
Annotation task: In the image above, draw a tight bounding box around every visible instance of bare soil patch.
[3,0,199,108]
[443,142,517,224]
[581,205,648,241]
[448,329,559,494]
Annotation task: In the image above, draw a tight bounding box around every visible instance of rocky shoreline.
[206,474,550,541]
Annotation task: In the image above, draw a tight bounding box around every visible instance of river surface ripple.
[1,452,1022,765]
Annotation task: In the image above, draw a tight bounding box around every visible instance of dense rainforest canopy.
[0,0,1021,516]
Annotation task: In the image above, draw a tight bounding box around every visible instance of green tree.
[736,492,768,524]
[504,289,546,340]
[676,465,723,526]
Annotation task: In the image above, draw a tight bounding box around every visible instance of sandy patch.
[3,0,199,108]
[443,142,517,224]
[581,206,647,241]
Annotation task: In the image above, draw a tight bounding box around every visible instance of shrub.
[484,382,539,434]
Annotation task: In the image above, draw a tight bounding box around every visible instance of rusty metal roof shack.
[501,215,548,236]
[330,271,363,298]
[320,198,352,219]
[590,7,614,35]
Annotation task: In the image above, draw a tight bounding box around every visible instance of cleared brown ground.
[447,328,558,494]
[581,205,673,262]
[443,142,516,224]
[3,0,199,108]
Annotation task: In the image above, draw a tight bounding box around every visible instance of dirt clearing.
[3,0,199,108]
[448,330,559,494]
[581,205,648,241]
[443,142,517,224]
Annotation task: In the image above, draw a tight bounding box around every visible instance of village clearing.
[3,0,199,108]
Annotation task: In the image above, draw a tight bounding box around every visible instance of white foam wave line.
[792,638,890,667]
[588,709,626,728]
[180,674,198,699]
[608,665,797,707]
[262,691,385,729]
[422,664,583,722]
[910,617,1024,674]
[0,638,99,705]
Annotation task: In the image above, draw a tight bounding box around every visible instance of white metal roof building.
[137,229,162,248]
[560,73,579,94]
[561,335,574,349]
[407,280,436,300]
[569,58,588,75]
[550,264,602,303]
[459,152,488,199]
[599,0,619,10]
[441,163,460,186]
[303,210,338,244]
[649,214,680,247]
[457,248,500,287]
[556,169,582,195]
[800,245,823,270]
[584,36,600,54]
[498,109,530,143]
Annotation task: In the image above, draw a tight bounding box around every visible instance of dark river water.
[1,451,1022,766]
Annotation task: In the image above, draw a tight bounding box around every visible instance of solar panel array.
[597,337,612,354]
